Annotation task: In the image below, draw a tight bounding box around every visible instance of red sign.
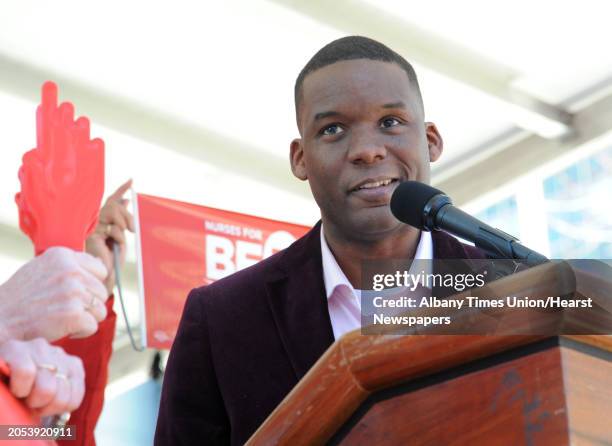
[135,193,311,349]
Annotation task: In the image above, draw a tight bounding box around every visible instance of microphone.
[390,181,548,266]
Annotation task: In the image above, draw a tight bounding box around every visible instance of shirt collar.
[320,225,433,299]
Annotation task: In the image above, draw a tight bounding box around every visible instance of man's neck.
[322,222,421,289]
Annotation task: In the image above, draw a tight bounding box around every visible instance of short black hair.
[294,36,423,115]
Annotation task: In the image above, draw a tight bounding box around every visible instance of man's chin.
[347,207,403,239]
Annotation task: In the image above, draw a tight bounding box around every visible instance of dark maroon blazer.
[154,222,486,445]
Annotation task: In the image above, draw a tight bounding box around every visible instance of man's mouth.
[351,177,399,192]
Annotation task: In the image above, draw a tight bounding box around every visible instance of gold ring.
[55,372,68,381]
[37,363,58,373]
[105,224,112,236]
[85,295,97,310]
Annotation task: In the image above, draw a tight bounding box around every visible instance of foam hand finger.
[74,117,91,150]
[38,82,57,154]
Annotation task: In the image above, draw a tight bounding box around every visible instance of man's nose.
[347,127,387,164]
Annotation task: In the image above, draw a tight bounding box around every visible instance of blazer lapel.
[264,222,335,380]
[263,229,487,379]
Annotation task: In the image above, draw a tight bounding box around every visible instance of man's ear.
[425,122,443,163]
[290,138,308,180]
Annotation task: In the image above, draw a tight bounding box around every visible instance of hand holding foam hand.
[7,81,110,444]
[15,82,105,256]
[0,247,109,344]
[0,338,85,417]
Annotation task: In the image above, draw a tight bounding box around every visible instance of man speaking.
[155,36,484,445]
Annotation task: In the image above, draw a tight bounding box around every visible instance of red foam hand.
[15,82,105,255]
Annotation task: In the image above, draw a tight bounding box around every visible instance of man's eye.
[321,124,344,136]
[380,117,401,128]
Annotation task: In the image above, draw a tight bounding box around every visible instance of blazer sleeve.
[154,289,231,445]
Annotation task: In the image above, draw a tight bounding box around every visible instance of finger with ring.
[86,295,97,310]
[37,363,58,373]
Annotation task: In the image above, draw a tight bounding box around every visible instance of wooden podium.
[247,260,612,445]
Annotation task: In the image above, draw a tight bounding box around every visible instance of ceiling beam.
[0,26,607,218]
[434,86,612,206]
[271,0,573,137]
[0,53,310,199]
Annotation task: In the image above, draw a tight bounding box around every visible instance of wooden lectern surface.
[333,338,612,445]
[246,261,612,446]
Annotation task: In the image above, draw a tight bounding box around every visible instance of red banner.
[134,193,311,349]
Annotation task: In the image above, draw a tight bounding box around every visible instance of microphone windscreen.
[390,181,444,229]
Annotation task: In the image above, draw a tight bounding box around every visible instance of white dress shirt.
[321,225,433,340]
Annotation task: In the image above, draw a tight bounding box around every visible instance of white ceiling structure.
[1,0,612,380]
